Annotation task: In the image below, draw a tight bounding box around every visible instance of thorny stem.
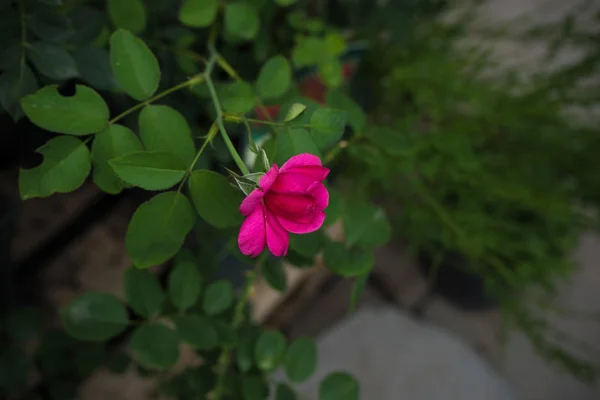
[208,258,263,400]
[108,74,206,124]
[205,44,251,176]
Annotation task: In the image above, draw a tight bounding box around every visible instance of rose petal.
[309,183,329,210]
[280,153,322,172]
[237,206,266,257]
[265,191,315,217]
[259,164,279,191]
[239,189,264,216]
[265,207,289,257]
[276,210,326,234]
[271,172,321,194]
[284,165,329,181]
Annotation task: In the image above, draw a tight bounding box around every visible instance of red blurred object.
[254,62,358,122]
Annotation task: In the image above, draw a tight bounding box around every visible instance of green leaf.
[318,60,343,88]
[123,267,165,318]
[28,10,72,42]
[179,0,218,28]
[236,333,257,372]
[284,337,317,383]
[283,103,307,122]
[290,230,324,258]
[326,90,366,133]
[242,375,269,400]
[5,307,42,342]
[324,189,342,226]
[256,55,291,100]
[292,37,326,68]
[109,150,186,190]
[0,65,38,121]
[92,124,143,194]
[213,319,237,348]
[254,329,286,372]
[109,29,160,101]
[125,191,195,268]
[343,203,391,249]
[324,242,374,277]
[168,261,202,311]
[263,258,286,292]
[319,372,359,400]
[285,250,313,269]
[108,0,147,34]
[224,2,260,40]
[19,136,91,200]
[27,42,78,80]
[61,292,129,341]
[349,273,369,311]
[275,127,320,165]
[67,6,106,46]
[73,47,118,91]
[130,323,179,370]
[188,170,244,229]
[219,81,256,114]
[310,108,347,150]
[172,315,218,350]
[276,383,297,400]
[139,105,196,165]
[202,280,234,315]
[21,85,109,135]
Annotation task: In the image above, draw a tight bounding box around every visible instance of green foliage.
[92,124,144,194]
[109,150,187,190]
[188,170,244,229]
[21,85,109,135]
[263,258,287,292]
[310,108,347,150]
[284,337,318,382]
[168,260,203,311]
[255,329,286,372]
[61,292,129,341]
[219,81,256,114]
[276,383,298,400]
[256,55,292,100]
[274,127,321,165]
[108,0,147,34]
[109,29,160,100]
[224,2,260,41]
[172,315,219,350]
[139,105,196,165]
[126,191,195,268]
[130,323,179,370]
[203,281,234,315]
[123,267,165,318]
[179,0,219,28]
[19,136,91,199]
[320,372,360,400]
[27,42,78,80]
[344,203,391,249]
[324,241,374,277]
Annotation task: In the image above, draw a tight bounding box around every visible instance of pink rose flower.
[237,153,330,257]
